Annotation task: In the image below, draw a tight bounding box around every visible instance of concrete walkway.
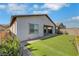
[20,46,32,56]
[20,41,32,56]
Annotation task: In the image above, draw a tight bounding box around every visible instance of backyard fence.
[0,30,9,44]
[74,36,79,53]
[60,28,79,36]
[0,31,7,43]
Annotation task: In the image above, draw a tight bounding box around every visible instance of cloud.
[33,4,39,9]
[6,3,70,15]
[32,4,50,14]
[33,10,48,14]
[5,3,70,15]
[63,16,79,28]
[33,4,44,11]
[72,16,79,20]
[42,3,70,11]
[64,16,79,23]
[8,4,27,11]
[32,3,70,14]
[0,5,6,9]
[7,4,27,15]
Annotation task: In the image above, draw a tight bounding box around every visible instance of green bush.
[0,35,20,56]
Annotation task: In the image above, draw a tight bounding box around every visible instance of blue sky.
[0,3,79,28]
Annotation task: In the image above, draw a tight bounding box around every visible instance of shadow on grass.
[27,47,38,51]
[40,34,62,40]
[42,55,47,56]
[25,43,31,46]
[25,43,38,52]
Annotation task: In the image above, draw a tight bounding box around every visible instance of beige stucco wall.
[10,21,17,35]
[15,16,55,41]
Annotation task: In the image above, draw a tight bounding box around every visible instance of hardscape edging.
[20,41,32,56]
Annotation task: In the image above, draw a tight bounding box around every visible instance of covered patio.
[43,25,53,36]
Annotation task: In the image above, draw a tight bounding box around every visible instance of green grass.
[27,35,78,56]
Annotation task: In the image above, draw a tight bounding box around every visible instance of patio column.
[46,27,48,35]
[52,26,55,34]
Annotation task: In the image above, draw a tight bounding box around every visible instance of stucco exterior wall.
[15,16,55,41]
[10,21,17,35]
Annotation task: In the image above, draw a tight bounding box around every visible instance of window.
[29,24,39,34]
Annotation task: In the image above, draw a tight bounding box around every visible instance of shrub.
[0,35,20,56]
[64,32,68,35]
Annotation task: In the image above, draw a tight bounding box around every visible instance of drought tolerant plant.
[0,35,20,56]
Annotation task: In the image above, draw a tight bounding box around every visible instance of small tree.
[0,35,20,56]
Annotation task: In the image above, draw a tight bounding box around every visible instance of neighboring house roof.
[10,14,56,27]
[56,23,61,27]
[0,25,9,31]
[56,23,66,29]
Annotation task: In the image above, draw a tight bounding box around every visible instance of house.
[10,14,56,41]
[56,23,66,34]
[56,23,66,29]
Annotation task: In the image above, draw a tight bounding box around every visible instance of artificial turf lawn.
[27,35,78,56]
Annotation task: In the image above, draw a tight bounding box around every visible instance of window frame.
[29,23,39,34]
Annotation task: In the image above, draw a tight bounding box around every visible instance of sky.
[0,3,79,28]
